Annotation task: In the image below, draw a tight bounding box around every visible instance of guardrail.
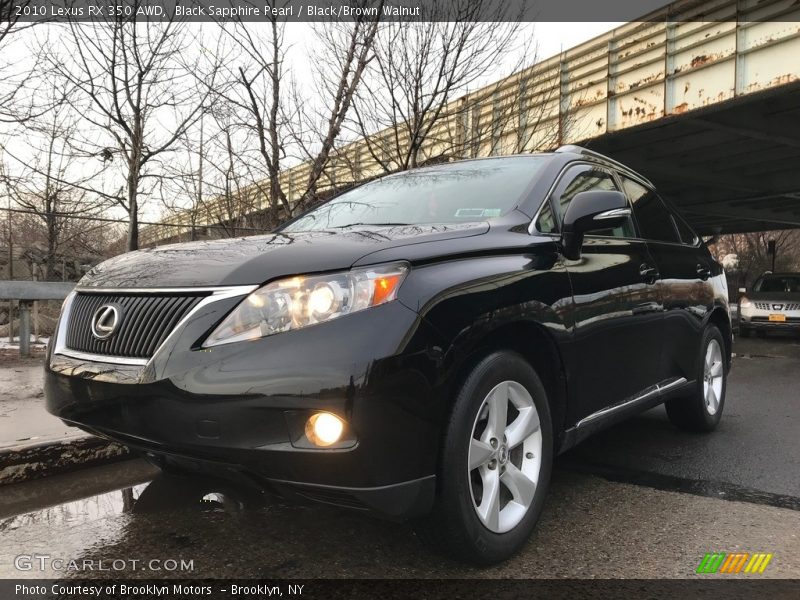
[0,281,75,358]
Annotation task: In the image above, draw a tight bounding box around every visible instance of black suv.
[46,146,731,565]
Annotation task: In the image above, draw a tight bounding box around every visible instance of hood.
[78,223,489,289]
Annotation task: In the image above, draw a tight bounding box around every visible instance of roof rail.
[555,144,653,186]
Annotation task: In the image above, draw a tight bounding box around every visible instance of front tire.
[416,351,553,565]
[665,325,727,432]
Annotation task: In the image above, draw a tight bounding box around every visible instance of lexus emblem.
[91,304,122,340]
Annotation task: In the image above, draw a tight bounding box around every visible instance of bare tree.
[218,15,294,226]
[47,8,223,250]
[0,0,52,125]
[441,60,569,159]
[711,231,800,290]
[218,6,381,221]
[0,100,108,279]
[291,11,383,212]
[349,1,530,173]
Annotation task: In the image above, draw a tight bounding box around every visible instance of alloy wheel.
[467,380,542,533]
[703,339,724,415]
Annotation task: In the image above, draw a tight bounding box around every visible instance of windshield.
[285,157,546,232]
[755,275,800,293]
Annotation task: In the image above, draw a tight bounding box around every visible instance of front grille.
[66,292,207,359]
[754,302,800,311]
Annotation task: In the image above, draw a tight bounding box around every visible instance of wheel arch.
[707,307,733,368]
[442,320,569,450]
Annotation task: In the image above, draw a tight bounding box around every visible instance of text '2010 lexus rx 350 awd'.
[46,145,732,565]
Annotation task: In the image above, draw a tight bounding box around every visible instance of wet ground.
[1,336,799,579]
[0,356,85,449]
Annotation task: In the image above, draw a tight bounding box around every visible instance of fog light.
[305,412,345,447]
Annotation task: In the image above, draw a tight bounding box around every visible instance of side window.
[535,202,558,234]
[622,177,680,243]
[553,167,635,238]
[672,210,699,245]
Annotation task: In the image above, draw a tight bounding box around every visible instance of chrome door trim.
[575,377,688,429]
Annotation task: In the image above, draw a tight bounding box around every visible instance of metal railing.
[0,281,74,357]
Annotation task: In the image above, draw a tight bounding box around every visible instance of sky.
[1,20,624,222]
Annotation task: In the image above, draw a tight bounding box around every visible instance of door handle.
[696,264,711,280]
[639,263,660,283]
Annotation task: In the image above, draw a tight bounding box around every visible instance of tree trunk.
[46,211,57,281]
[127,161,140,251]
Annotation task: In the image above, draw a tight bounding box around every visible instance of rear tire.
[665,325,727,432]
[415,351,553,565]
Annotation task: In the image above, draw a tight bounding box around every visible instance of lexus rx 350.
[46,146,732,564]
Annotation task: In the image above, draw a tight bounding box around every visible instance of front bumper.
[740,307,800,332]
[45,296,444,518]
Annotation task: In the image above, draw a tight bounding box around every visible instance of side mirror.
[561,190,630,260]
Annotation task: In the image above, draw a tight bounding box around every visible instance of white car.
[739,272,800,338]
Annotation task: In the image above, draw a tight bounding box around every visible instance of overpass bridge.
[143,0,800,245]
[564,1,800,234]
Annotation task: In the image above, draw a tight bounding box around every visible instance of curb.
[0,436,133,485]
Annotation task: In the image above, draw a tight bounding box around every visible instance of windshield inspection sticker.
[455,208,502,218]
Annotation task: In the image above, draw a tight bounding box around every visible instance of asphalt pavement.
[1,335,798,579]
[563,334,800,502]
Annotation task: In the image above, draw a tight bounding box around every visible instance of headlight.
[740,297,752,308]
[203,262,409,347]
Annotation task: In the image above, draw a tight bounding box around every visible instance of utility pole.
[7,199,13,344]
[768,239,777,272]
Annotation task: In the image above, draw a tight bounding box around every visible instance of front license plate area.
[769,314,786,322]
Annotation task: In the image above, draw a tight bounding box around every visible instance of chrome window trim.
[528,161,639,242]
[53,285,258,367]
[529,161,702,249]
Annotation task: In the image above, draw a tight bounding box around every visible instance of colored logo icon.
[697,552,773,574]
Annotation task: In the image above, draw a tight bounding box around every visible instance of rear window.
[285,157,546,231]
[622,177,680,243]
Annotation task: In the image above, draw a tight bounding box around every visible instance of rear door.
[621,175,713,384]
[545,164,665,422]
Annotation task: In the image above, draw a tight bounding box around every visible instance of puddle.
[562,460,800,512]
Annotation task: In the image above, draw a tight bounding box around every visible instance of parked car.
[739,272,800,337]
[45,146,731,565]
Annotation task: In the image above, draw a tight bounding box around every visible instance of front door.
[547,165,664,422]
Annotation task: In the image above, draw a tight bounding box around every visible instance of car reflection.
[132,473,267,517]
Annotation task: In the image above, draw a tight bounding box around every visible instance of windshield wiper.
[332,222,411,228]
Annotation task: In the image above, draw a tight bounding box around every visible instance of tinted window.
[536,202,558,234]
[546,167,635,238]
[285,157,545,231]
[673,213,699,245]
[622,177,679,243]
